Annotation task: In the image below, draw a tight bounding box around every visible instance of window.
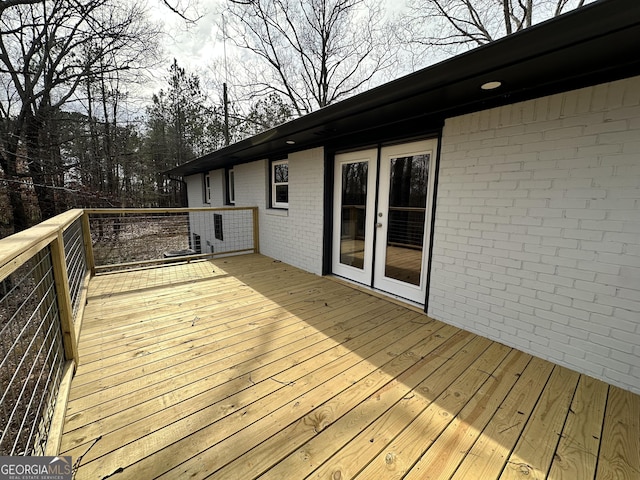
[214,213,224,241]
[204,174,211,204]
[193,233,201,254]
[227,168,235,204]
[271,159,289,208]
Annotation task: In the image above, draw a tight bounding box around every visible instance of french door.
[332,140,437,304]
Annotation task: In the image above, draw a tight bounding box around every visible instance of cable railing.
[0,206,259,457]
[85,207,259,273]
[0,210,85,456]
[62,217,89,321]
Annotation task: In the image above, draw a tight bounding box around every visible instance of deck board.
[59,254,640,480]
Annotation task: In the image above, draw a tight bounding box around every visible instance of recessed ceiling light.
[481,81,502,90]
[286,140,295,145]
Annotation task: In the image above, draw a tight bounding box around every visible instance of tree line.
[0,0,590,235]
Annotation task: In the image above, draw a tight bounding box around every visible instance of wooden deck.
[60,254,640,479]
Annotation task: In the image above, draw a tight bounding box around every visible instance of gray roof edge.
[168,0,640,177]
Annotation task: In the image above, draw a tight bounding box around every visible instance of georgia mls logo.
[0,456,72,480]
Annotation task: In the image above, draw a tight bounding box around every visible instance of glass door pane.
[384,154,429,285]
[332,149,377,286]
[340,161,368,269]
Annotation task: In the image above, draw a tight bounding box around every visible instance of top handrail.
[0,209,84,282]
[0,206,259,282]
[85,207,254,214]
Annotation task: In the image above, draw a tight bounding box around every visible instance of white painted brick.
[595,273,635,289]
[544,218,580,229]
[581,220,625,232]
[555,287,595,302]
[576,261,621,275]
[520,296,553,311]
[535,309,570,325]
[522,246,555,259]
[563,355,604,378]
[597,252,640,267]
[608,188,640,200]
[521,279,556,293]
[506,267,538,280]
[509,252,541,265]
[568,318,610,337]
[541,237,578,249]
[618,287,640,301]
[431,76,640,394]
[594,176,640,188]
[557,267,596,281]
[611,350,639,370]
[563,229,604,241]
[549,199,588,209]
[610,329,640,346]
[581,240,624,253]
[605,370,640,394]
[601,153,640,166]
[572,300,614,316]
[597,295,640,312]
[564,189,607,199]
[509,216,543,227]
[568,337,611,358]
[541,255,577,268]
[608,209,640,222]
[536,273,573,288]
[549,339,588,359]
[623,141,640,154]
[573,280,616,296]
[585,353,630,374]
[539,292,573,307]
[496,226,528,237]
[528,189,565,199]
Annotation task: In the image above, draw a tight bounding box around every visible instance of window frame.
[225,168,235,205]
[203,173,211,204]
[271,159,289,209]
[214,213,224,241]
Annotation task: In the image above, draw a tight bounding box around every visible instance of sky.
[146,0,410,101]
[148,0,233,90]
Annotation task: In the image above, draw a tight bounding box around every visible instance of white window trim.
[204,174,211,204]
[271,159,289,208]
[228,169,235,204]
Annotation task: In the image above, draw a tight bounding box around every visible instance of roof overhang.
[168,0,640,177]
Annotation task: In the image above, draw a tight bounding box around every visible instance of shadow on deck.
[60,254,640,479]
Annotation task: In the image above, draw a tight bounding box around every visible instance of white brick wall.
[429,76,640,394]
[185,148,325,275]
[185,174,203,207]
[239,149,325,274]
[185,170,225,207]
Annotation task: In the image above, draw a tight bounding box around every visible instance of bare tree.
[162,0,203,24]
[401,0,592,64]
[225,0,398,116]
[0,0,159,230]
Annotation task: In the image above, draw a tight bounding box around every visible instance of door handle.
[376,223,383,228]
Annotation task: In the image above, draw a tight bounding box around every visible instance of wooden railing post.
[50,231,79,365]
[252,207,260,254]
[81,211,96,277]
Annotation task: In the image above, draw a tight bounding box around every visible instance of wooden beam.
[44,360,75,456]
[252,207,260,254]
[93,251,254,274]
[81,212,96,277]
[73,270,91,349]
[85,207,255,215]
[50,231,79,364]
[0,209,83,280]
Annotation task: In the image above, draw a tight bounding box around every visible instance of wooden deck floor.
[60,254,640,479]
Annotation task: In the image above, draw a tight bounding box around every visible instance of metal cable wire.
[0,249,65,456]
[63,218,88,321]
